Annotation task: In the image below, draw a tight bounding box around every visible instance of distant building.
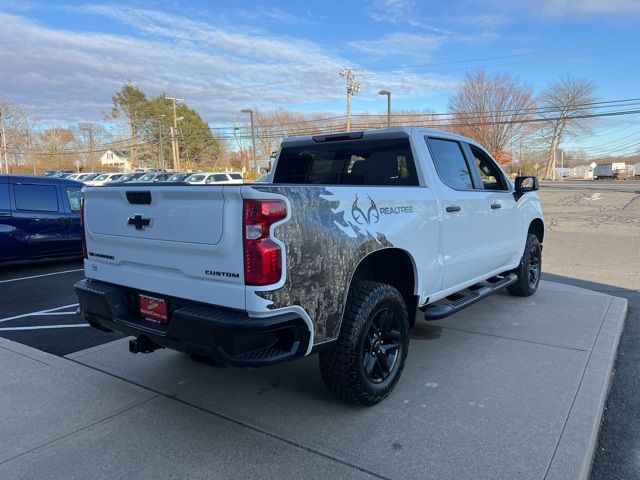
[100,149,131,171]
[570,165,590,177]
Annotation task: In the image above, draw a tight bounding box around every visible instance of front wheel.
[319,281,409,406]
[507,234,542,297]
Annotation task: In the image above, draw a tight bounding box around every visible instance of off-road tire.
[508,233,542,297]
[319,281,409,406]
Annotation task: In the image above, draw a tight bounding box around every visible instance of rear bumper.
[75,279,310,367]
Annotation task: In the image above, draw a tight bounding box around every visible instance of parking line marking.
[0,269,84,284]
[0,324,90,332]
[39,312,78,316]
[0,303,79,324]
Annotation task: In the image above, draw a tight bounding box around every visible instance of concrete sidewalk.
[0,281,627,480]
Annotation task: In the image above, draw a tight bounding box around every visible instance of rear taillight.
[80,196,87,259]
[243,199,287,286]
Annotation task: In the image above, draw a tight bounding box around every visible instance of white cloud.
[349,33,445,58]
[513,0,640,16]
[0,9,455,124]
[368,0,424,27]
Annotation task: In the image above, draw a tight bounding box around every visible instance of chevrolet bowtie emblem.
[127,214,152,230]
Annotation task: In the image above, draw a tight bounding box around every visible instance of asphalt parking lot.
[0,259,121,355]
[0,180,637,479]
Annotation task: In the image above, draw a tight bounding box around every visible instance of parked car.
[111,172,146,183]
[613,169,628,180]
[76,173,102,182]
[166,173,191,182]
[76,127,544,405]
[65,173,82,180]
[42,170,74,178]
[227,172,244,184]
[85,173,125,186]
[0,175,83,263]
[136,172,173,183]
[184,173,213,184]
[204,172,235,184]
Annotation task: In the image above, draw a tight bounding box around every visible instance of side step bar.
[423,273,518,321]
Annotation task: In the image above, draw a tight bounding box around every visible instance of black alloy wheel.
[361,307,402,384]
[528,244,541,288]
[319,281,409,405]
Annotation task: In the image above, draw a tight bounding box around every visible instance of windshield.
[138,173,156,181]
[93,174,109,181]
[186,174,205,182]
[168,174,186,181]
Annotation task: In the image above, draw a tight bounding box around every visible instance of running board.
[423,273,518,321]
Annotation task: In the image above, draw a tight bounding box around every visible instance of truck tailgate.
[83,184,246,309]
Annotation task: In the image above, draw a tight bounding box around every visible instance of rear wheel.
[319,281,409,406]
[507,234,542,297]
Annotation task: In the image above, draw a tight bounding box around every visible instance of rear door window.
[66,187,82,212]
[13,184,60,212]
[426,138,475,190]
[273,138,419,186]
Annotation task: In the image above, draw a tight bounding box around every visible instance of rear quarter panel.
[244,184,439,345]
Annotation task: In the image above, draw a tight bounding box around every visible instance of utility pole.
[552,148,556,181]
[0,109,7,174]
[339,69,360,132]
[241,109,257,173]
[0,119,6,174]
[159,120,164,170]
[560,148,564,182]
[166,96,183,171]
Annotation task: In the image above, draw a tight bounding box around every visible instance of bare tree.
[448,69,536,162]
[74,122,111,171]
[537,77,597,179]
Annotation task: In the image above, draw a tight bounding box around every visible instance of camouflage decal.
[252,185,392,343]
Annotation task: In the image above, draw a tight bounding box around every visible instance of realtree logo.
[352,195,380,225]
[351,194,415,225]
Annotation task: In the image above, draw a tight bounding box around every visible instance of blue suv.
[0,175,84,263]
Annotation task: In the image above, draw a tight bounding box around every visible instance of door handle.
[491,203,502,209]
[446,205,461,213]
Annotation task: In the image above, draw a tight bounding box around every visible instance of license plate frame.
[138,294,169,324]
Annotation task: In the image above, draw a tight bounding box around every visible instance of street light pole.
[241,109,257,173]
[378,90,391,127]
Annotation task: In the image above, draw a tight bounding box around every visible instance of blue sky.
[1,0,640,153]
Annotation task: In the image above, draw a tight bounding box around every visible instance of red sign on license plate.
[139,294,168,324]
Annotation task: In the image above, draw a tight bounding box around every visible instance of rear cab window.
[273,137,419,186]
[13,184,60,212]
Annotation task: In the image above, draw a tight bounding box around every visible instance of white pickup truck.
[76,127,544,405]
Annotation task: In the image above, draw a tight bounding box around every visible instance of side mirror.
[515,176,539,194]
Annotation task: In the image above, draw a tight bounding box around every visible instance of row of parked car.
[43,170,244,185]
[0,169,246,264]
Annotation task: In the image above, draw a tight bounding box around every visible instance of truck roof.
[280,126,481,149]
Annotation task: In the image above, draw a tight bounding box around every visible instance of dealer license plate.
[138,294,169,324]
